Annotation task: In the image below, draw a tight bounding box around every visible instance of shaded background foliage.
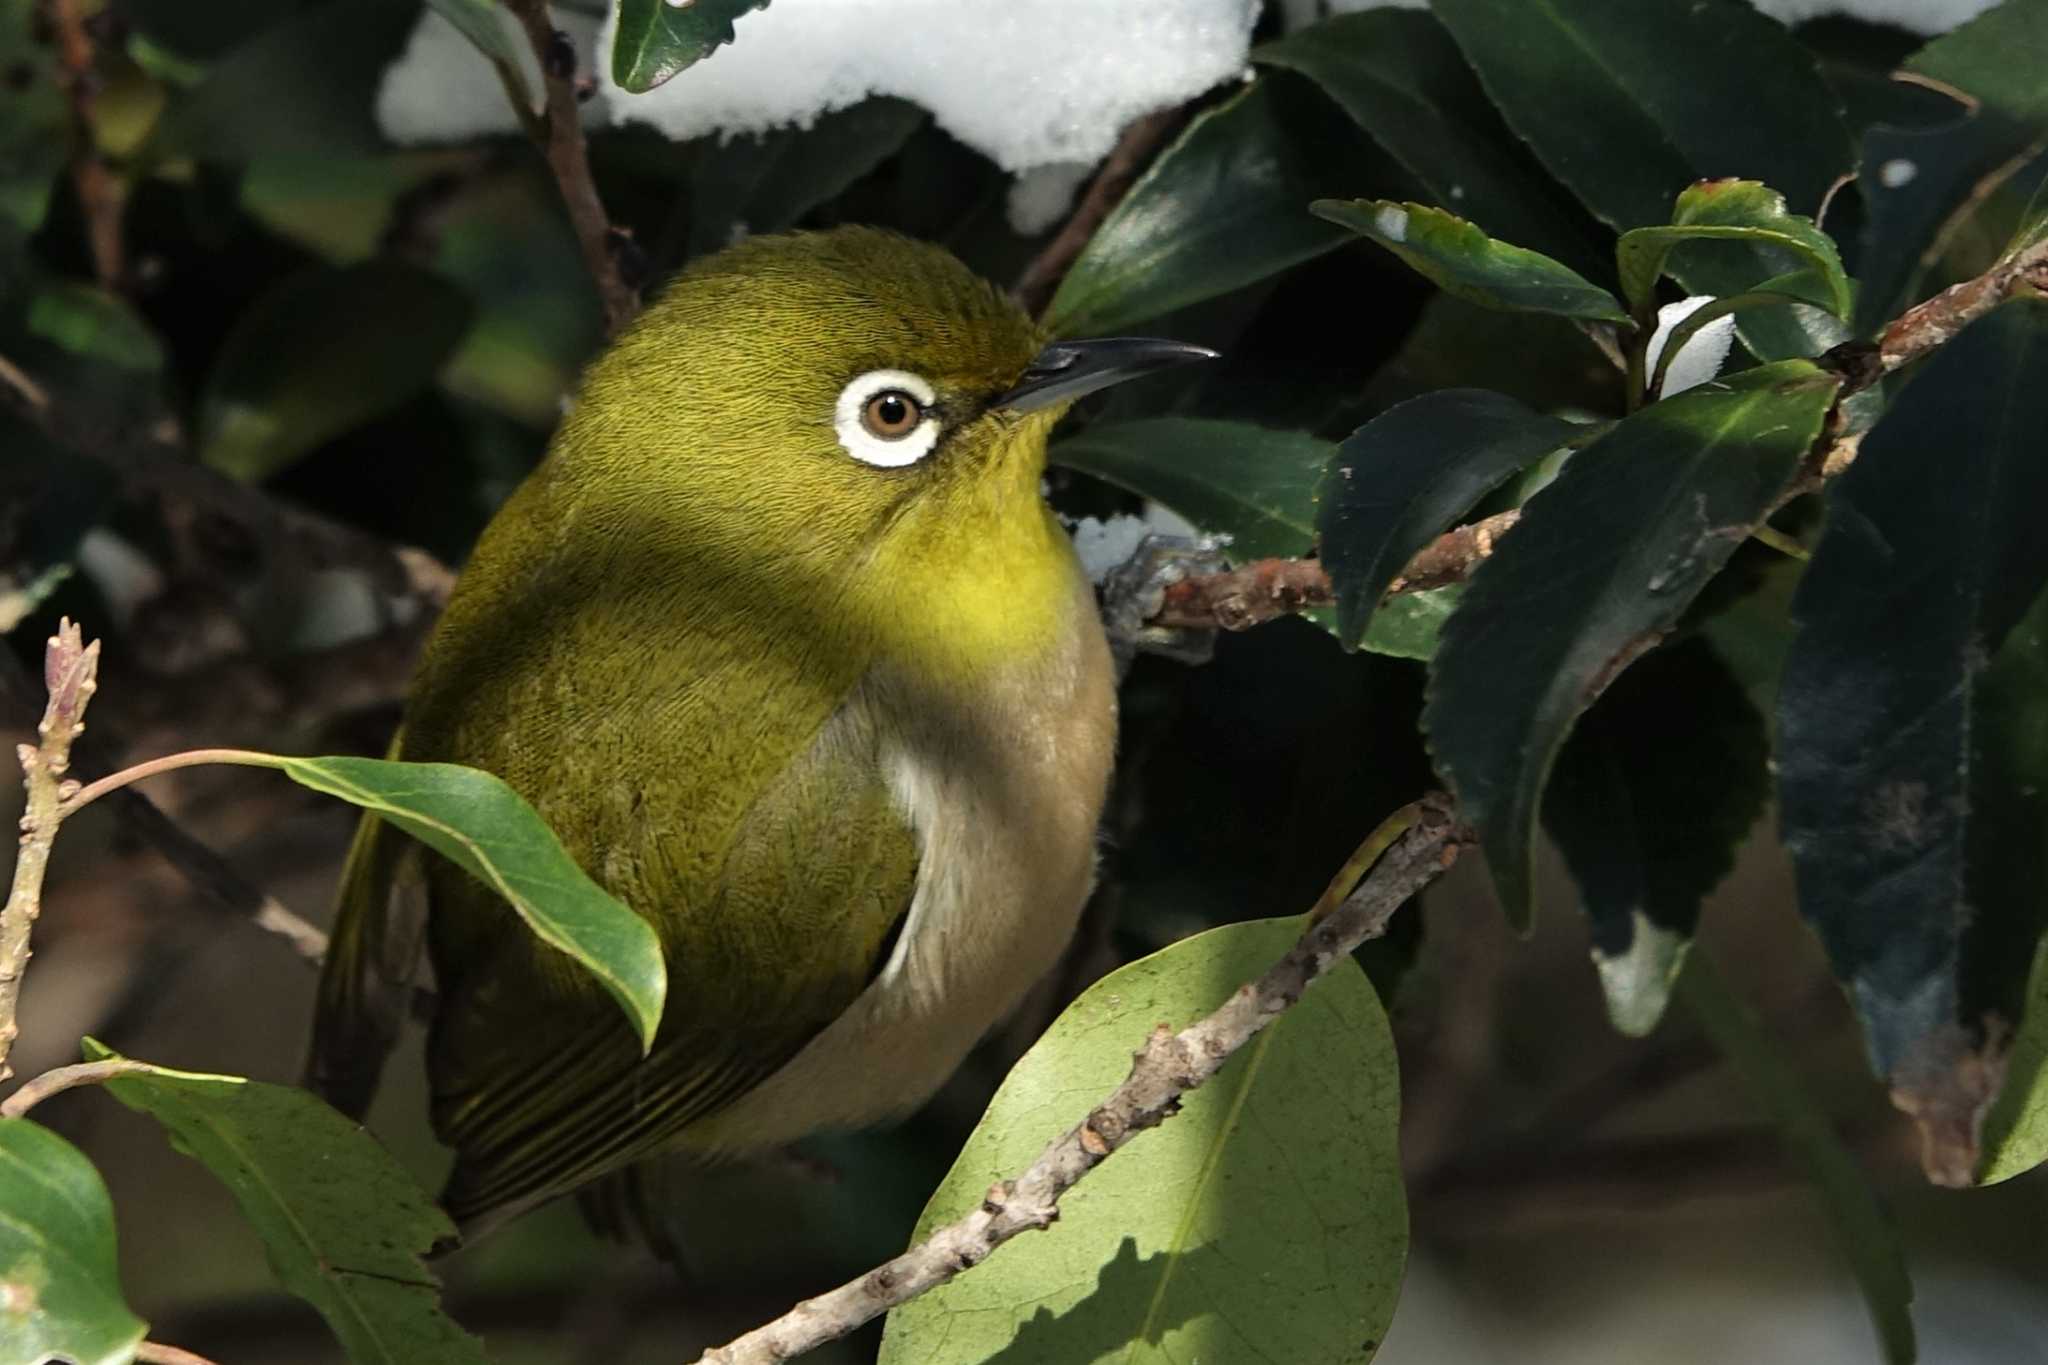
[5,0,2048,1362]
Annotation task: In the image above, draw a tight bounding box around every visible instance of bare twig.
[502,0,639,332]
[0,621,99,1080]
[691,795,1470,1365]
[1,1057,151,1117]
[0,352,50,412]
[46,0,125,287]
[1012,106,1189,317]
[1877,234,2048,371]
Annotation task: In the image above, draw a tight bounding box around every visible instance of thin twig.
[501,0,639,332]
[0,352,50,411]
[1,1057,151,1117]
[691,795,1470,1365]
[46,0,126,287]
[1012,106,1189,318]
[134,1342,224,1365]
[0,621,99,1081]
[1877,234,2048,371]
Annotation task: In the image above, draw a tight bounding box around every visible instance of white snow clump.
[1644,295,1738,399]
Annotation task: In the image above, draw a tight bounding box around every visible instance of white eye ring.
[834,369,940,468]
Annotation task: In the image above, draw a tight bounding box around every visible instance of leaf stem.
[59,748,282,818]
[1,1058,152,1117]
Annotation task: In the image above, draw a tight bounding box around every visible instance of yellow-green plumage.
[309,228,1143,1235]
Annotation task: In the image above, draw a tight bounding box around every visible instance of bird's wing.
[425,692,918,1231]
[305,736,430,1119]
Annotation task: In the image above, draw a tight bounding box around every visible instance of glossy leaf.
[424,0,522,66]
[1319,389,1579,648]
[1543,640,1768,1035]
[1426,360,1838,930]
[263,754,667,1051]
[1428,0,1852,232]
[1615,179,1850,319]
[197,263,473,481]
[1905,0,2048,131]
[878,917,1404,1365]
[1677,959,1916,1365]
[1052,418,1333,563]
[1779,301,2048,1178]
[1313,200,1626,322]
[1043,76,1375,337]
[1982,932,2048,1184]
[84,1045,489,1365]
[0,1119,147,1365]
[612,0,771,93]
[1361,585,1465,662]
[1255,9,1605,280]
[688,98,925,257]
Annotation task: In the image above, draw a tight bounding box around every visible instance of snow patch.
[1645,295,1737,400]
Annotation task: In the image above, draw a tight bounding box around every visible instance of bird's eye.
[835,369,940,468]
[861,389,923,439]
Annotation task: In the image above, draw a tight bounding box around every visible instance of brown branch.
[1877,234,2048,371]
[134,1342,223,1365]
[691,795,1470,1365]
[502,0,639,332]
[0,1057,151,1117]
[1012,106,1189,318]
[0,621,99,1081]
[45,0,124,288]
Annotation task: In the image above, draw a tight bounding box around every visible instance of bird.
[307,226,1214,1240]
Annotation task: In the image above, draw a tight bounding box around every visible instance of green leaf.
[1677,957,1916,1365]
[424,0,522,66]
[197,263,473,481]
[1615,178,1850,320]
[611,0,770,93]
[878,917,1405,1365]
[1779,301,2048,1176]
[1425,360,1838,930]
[264,754,667,1052]
[24,284,165,374]
[1051,418,1333,562]
[1254,9,1606,281]
[1905,0,2048,131]
[1313,200,1627,322]
[82,1045,490,1365]
[1044,76,1377,337]
[1983,933,2048,1184]
[0,0,66,252]
[0,1119,147,1365]
[1319,390,1579,649]
[2006,169,2048,260]
[1542,640,1768,1035]
[1427,0,1853,233]
[688,97,925,258]
[1360,585,1465,662]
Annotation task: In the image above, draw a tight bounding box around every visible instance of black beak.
[993,337,1219,414]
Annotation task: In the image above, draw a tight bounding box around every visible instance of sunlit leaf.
[611,0,771,93]
[1615,178,1850,319]
[0,1119,147,1365]
[879,917,1404,1365]
[1314,200,1625,322]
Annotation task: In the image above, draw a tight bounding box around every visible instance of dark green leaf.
[611,0,770,93]
[1360,292,1622,415]
[1905,0,2048,130]
[1779,301,2048,1177]
[264,754,667,1051]
[155,0,422,164]
[1361,585,1464,662]
[1543,640,1768,1035]
[24,284,164,374]
[1044,76,1379,337]
[1615,178,1850,319]
[424,0,522,66]
[198,263,473,481]
[0,1119,147,1365]
[1255,9,1606,280]
[878,917,1404,1365]
[1426,360,1838,929]
[1051,418,1333,562]
[2007,169,2048,259]
[0,0,66,252]
[1319,389,1578,648]
[688,97,925,257]
[1312,200,1626,322]
[1427,0,1853,233]
[1677,958,1916,1365]
[1983,933,2048,1184]
[84,1045,490,1365]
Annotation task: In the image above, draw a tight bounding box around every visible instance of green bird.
[308,227,1212,1238]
